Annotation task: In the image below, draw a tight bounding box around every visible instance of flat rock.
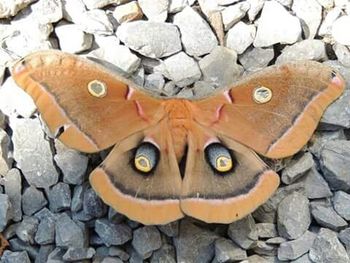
[132,226,162,259]
[117,21,181,58]
[11,118,58,188]
[0,130,11,177]
[199,46,242,87]
[15,216,39,244]
[3,168,22,222]
[150,244,176,263]
[239,47,274,72]
[2,251,31,263]
[0,0,36,18]
[221,2,250,31]
[333,43,350,68]
[95,219,132,246]
[63,247,96,261]
[173,6,218,56]
[0,194,13,231]
[139,0,168,22]
[228,215,258,249]
[254,1,301,47]
[278,231,316,260]
[225,21,256,54]
[311,205,347,231]
[47,182,71,213]
[22,186,47,216]
[310,228,350,263]
[252,240,277,257]
[332,15,350,45]
[277,192,311,240]
[301,167,332,199]
[113,1,143,23]
[281,152,314,184]
[333,191,350,220]
[276,39,327,64]
[215,238,247,262]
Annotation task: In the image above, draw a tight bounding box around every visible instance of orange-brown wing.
[191,61,345,159]
[11,50,164,153]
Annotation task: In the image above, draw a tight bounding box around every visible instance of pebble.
[2,251,31,263]
[8,238,39,259]
[319,7,342,36]
[281,152,314,184]
[132,226,162,259]
[276,39,327,64]
[3,169,21,222]
[311,204,348,231]
[0,194,13,231]
[76,9,114,35]
[320,140,350,191]
[277,192,311,240]
[158,221,179,237]
[332,16,350,45]
[15,216,39,244]
[333,191,350,220]
[113,1,143,23]
[144,72,165,91]
[82,0,127,9]
[309,228,350,263]
[62,247,96,261]
[301,167,333,199]
[162,52,201,87]
[199,46,242,88]
[30,0,63,24]
[95,219,132,246]
[253,1,301,47]
[0,0,36,18]
[247,0,265,21]
[150,243,176,263]
[239,47,274,72]
[173,6,218,56]
[83,187,107,218]
[221,2,250,31]
[338,227,350,251]
[278,231,316,260]
[139,0,168,22]
[256,223,278,239]
[228,215,258,249]
[225,22,256,54]
[34,216,56,245]
[71,185,84,212]
[22,186,47,216]
[214,238,247,262]
[333,43,350,68]
[47,182,71,213]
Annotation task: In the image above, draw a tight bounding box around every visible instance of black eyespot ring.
[204,143,236,175]
[133,142,159,175]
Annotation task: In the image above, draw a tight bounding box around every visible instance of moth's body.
[12,50,345,225]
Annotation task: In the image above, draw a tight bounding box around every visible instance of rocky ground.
[0,0,350,262]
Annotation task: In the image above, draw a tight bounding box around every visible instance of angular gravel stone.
[63,247,96,261]
[239,47,274,72]
[16,216,39,244]
[310,228,350,263]
[109,247,130,261]
[12,118,58,188]
[277,192,311,240]
[95,219,132,246]
[117,21,181,58]
[0,194,13,231]
[247,0,265,21]
[82,0,128,9]
[139,0,168,22]
[34,207,56,222]
[319,7,342,36]
[0,0,35,18]
[276,39,327,64]
[301,167,332,199]
[47,182,71,213]
[332,15,350,45]
[169,0,196,13]
[252,240,277,256]
[102,257,124,263]
[22,186,47,216]
[228,215,258,249]
[36,245,54,263]
[221,2,250,30]
[2,251,31,263]
[334,43,350,68]
[174,220,218,263]
[55,213,87,248]
[333,191,350,220]
[256,223,278,239]
[113,1,143,23]
[281,152,314,184]
[321,140,350,191]
[83,187,106,218]
[173,6,218,56]
[3,168,21,222]
[225,21,256,54]
[199,46,242,87]
[338,227,350,252]
[158,221,179,237]
[76,9,114,35]
[311,205,347,231]
[8,238,39,259]
[34,216,56,245]
[0,129,11,177]
[30,0,63,24]
[144,73,165,91]
[132,226,162,259]
[215,238,247,262]
[71,185,84,212]
[47,247,65,262]
[278,231,316,260]
[254,1,301,47]
[150,244,176,263]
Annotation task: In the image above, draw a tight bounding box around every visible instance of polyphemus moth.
[11,50,344,225]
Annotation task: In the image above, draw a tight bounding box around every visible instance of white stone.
[318,7,342,36]
[333,43,350,67]
[55,23,93,54]
[0,0,35,18]
[276,0,292,7]
[292,0,322,39]
[335,0,348,7]
[30,0,63,24]
[94,35,120,49]
[144,73,165,91]
[221,2,250,30]
[168,0,196,13]
[316,0,334,8]
[173,6,218,56]
[225,22,256,54]
[62,0,86,22]
[82,0,129,9]
[79,9,114,35]
[113,1,143,23]
[197,0,222,16]
[247,0,265,21]
[332,16,350,45]
[139,0,168,22]
[253,1,301,47]
[217,0,240,5]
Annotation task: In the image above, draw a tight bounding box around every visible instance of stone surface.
[221,2,250,31]
[333,191,350,220]
[113,1,143,23]
[117,21,181,58]
[215,238,247,262]
[0,130,11,177]
[150,244,176,263]
[239,47,274,72]
[310,228,350,263]
[158,221,179,237]
[132,226,162,259]
[83,187,106,218]
[95,219,132,246]
[332,15,350,45]
[169,0,196,13]
[256,223,278,239]
[311,204,348,231]
[228,215,258,249]
[16,216,39,244]
[63,247,96,261]
[173,6,218,56]
[333,43,350,68]
[82,0,128,9]
[75,9,114,35]
[319,7,342,36]
[55,213,87,248]
[3,168,21,222]
[8,238,39,259]
[0,194,13,231]
[22,186,47,216]
[252,240,277,256]
[254,1,301,47]
[144,73,165,92]
[2,251,31,263]
[278,231,316,260]
[301,167,332,199]
[35,216,56,245]
[277,192,311,240]
[30,0,63,24]
[139,0,168,22]
[281,152,314,184]
[0,0,36,18]
[47,182,71,213]
[225,21,256,54]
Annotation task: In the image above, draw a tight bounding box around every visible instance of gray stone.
[247,0,265,21]
[131,67,145,87]
[310,228,350,263]
[311,204,347,231]
[214,238,247,262]
[62,247,96,261]
[30,0,63,24]
[281,152,314,184]
[256,223,278,239]
[35,217,56,245]
[0,111,5,129]
[95,219,132,246]
[144,73,165,92]
[278,231,316,260]
[319,7,342,36]
[83,187,106,218]
[225,21,256,54]
[102,257,124,263]
[0,194,13,231]
[75,9,114,35]
[244,254,272,263]
[11,118,58,188]
[174,220,218,263]
[162,52,201,87]
[158,221,179,237]
[0,130,11,177]
[71,185,84,212]
[199,46,243,88]
[239,47,274,72]
[16,216,39,244]
[334,43,350,67]
[55,213,87,248]
[277,192,311,240]
[309,130,347,158]
[34,207,56,221]
[334,191,350,220]
[321,140,350,191]
[266,237,286,245]
[139,0,168,22]
[228,215,258,249]
[193,81,215,98]
[339,227,350,253]
[36,245,55,263]
[162,81,180,97]
[117,21,181,58]
[221,2,250,30]
[82,0,127,9]
[3,168,21,221]
[173,6,218,56]
[301,167,332,199]
[332,16,350,45]
[8,238,39,259]
[150,244,176,263]
[252,241,277,256]
[47,247,65,262]
[22,186,47,216]
[47,182,71,213]
[108,246,130,261]
[276,40,327,64]
[132,226,162,259]
[2,251,31,263]
[291,253,313,263]
[108,207,125,224]
[253,1,301,47]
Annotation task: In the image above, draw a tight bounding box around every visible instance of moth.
[11,50,345,225]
